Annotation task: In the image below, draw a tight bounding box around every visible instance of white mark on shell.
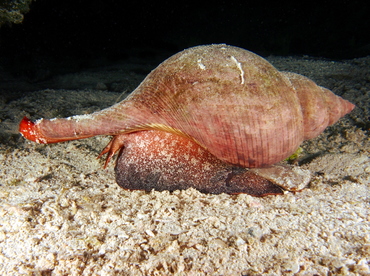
[231,56,245,84]
[35,118,44,124]
[70,114,95,122]
[197,59,206,70]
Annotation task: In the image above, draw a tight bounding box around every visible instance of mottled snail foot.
[116,163,284,196]
[98,134,127,168]
[114,130,310,196]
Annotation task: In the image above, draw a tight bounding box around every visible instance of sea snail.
[19,44,355,196]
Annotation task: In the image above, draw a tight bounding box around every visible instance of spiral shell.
[20,44,354,169]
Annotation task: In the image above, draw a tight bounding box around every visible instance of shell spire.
[283,72,355,139]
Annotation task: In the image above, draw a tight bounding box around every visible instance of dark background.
[0,0,369,80]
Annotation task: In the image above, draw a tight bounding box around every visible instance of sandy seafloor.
[0,51,369,275]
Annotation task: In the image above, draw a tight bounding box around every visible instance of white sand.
[0,53,369,275]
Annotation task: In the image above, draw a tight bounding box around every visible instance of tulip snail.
[19,44,355,196]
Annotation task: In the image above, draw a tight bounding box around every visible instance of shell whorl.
[19,44,355,168]
[283,72,355,140]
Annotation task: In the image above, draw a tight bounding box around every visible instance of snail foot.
[114,130,310,196]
